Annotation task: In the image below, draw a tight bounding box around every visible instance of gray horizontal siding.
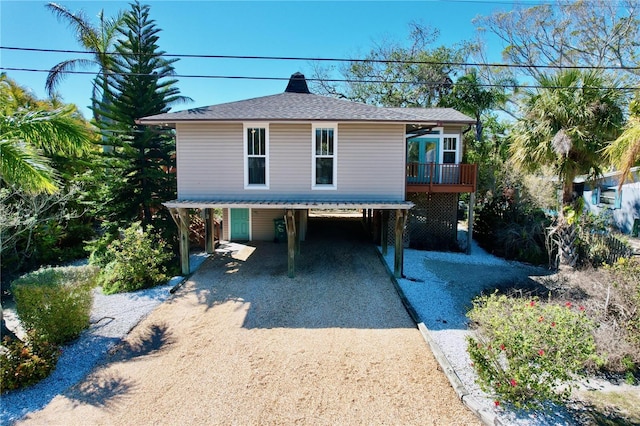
[176,123,243,199]
[251,208,285,241]
[337,123,405,200]
[176,122,406,202]
[269,124,311,196]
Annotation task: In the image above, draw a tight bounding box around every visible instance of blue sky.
[1,0,517,118]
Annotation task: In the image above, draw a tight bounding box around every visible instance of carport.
[165,199,413,278]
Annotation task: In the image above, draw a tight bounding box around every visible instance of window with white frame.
[244,124,269,188]
[313,124,337,189]
[442,136,458,164]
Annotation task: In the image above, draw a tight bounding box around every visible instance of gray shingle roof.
[139,92,475,125]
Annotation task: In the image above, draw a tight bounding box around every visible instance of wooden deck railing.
[406,162,477,193]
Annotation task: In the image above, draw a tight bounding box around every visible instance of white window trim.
[312,123,338,190]
[244,123,270,189]
[439,133,460,164]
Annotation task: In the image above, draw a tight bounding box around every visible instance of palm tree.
[606,92,640,188]
[511,70,623,205]
[510,70,624,266]
[45,2,124,120]
[0,74,92,194]
[440,69,512,143]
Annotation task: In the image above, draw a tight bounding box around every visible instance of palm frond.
[0,139,57,194]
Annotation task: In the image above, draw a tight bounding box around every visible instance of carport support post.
[394,209,407,278]
[285,209,297,278]
[169,207,191,276]
[381,210,389,256]
[204,208,215,254]
[466,192,475,255]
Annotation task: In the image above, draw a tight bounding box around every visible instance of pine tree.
[94,1,188,235]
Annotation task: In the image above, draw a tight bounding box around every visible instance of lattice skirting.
[384,193,459,250]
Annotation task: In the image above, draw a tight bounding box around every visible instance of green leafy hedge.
[11,265,98,345]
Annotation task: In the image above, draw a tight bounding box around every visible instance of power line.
[2,45,640,72]
[2,66,638,92]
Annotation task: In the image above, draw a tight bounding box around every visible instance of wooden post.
[467,192,475,255]
[285,209,297,278]
[168,208,191,276]
[381,210,389,255]
[295,210,301,255]
[394,209,407,278]
[204,208,216,254]
[299,209,308,242]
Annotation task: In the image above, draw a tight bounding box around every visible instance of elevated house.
[138,73,477,277]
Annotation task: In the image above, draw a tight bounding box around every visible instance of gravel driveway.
[18,217,479,425]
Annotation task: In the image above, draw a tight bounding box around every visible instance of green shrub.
[606,258,640,350]
[0,331,60,393]
[98,222,173,295]
[474,194,550,265]
[11,265,98,345]
[467,292,598,409]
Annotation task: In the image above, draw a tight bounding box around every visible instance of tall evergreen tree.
[94,1,188,232]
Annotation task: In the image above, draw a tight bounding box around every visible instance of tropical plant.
[439,69,512,143]
[511,70,623,206]
[46,2,125,120]
[93,1,188,235]
[0,74,92,195]
[606,91,640,189]
[510,70,624,267]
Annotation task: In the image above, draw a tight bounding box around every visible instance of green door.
[230,208,250,241]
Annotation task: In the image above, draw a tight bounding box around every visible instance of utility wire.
[2,45,640,72]
[2,66,638,92]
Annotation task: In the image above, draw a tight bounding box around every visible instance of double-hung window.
[244,123,269,189]
[442,136,458,164]
[312,124,337,189]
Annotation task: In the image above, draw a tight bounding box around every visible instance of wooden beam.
[295,210,301,255]
[169,208,190,276]
[285,209,297,278]
[467,192,475,255]
[204,208,216,254]
[381,210,389,256]
[394,209,408,278]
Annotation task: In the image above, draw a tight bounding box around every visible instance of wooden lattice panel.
[406,193,458,250]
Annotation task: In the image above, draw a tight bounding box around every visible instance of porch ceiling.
[163,199,414,210]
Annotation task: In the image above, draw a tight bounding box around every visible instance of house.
[579,166,640,235]
[138,73,477,277]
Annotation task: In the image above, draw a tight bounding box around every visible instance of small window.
[244,124,269,188]
[599,187,622,209]
[442,136,458,164]
[312,124,337,189]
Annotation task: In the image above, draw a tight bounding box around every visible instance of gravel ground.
[10,218,480,426]
[382,239,585,425]
[1,253,209,425]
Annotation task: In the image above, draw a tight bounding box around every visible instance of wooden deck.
[406,162,477,193]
